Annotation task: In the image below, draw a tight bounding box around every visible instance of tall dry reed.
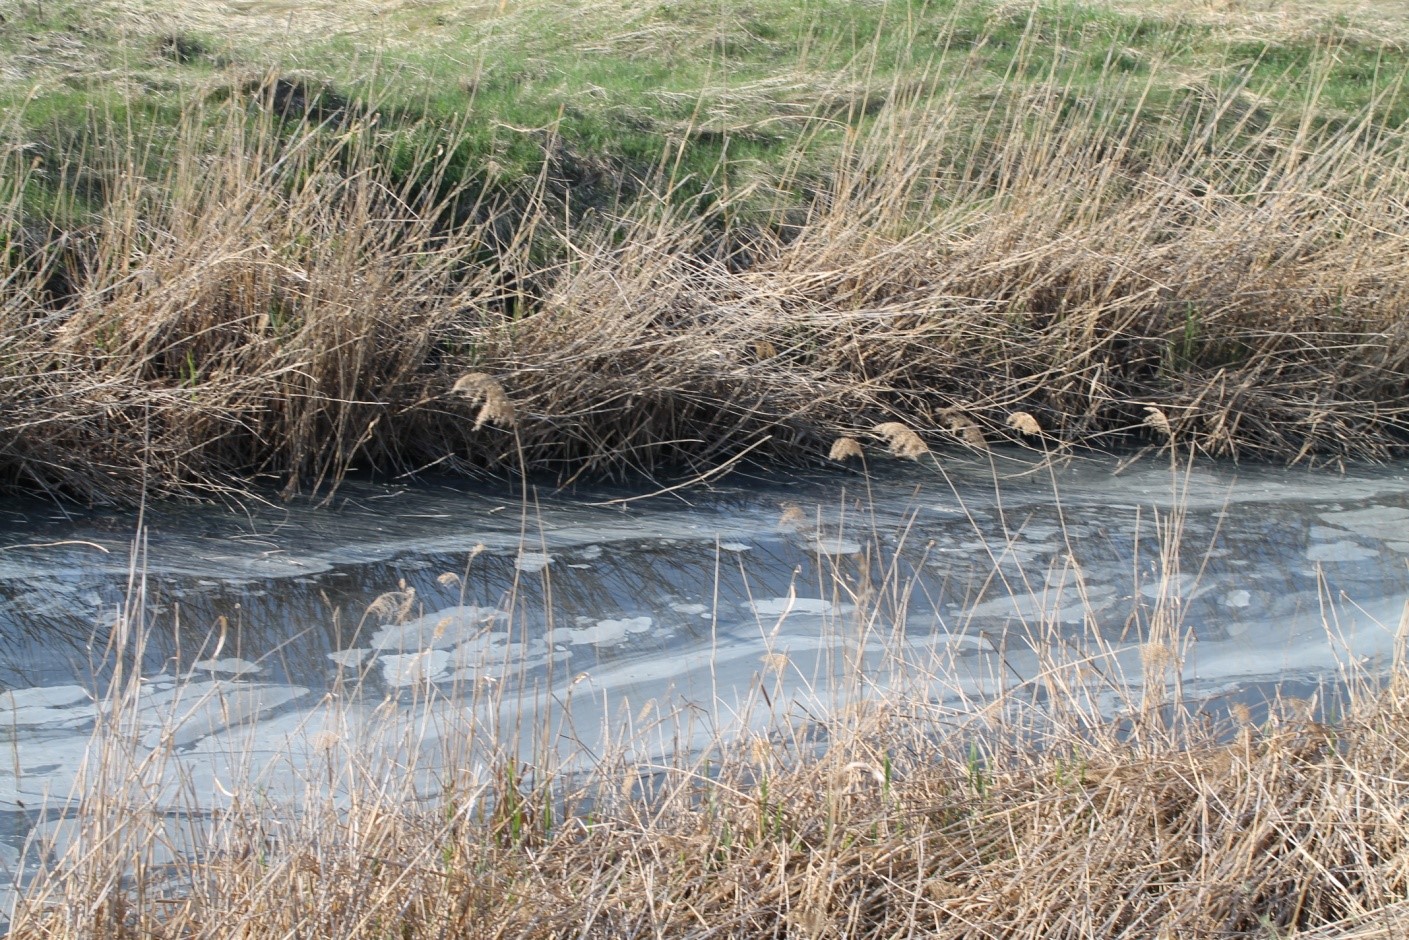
[3,17,1409,505]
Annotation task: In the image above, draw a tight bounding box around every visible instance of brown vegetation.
[4,19,1409,504]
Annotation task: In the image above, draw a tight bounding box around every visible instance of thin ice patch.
[140,683,310,749]
[748,597,851,618]
[809,537,862,556]
[1318,506,1409,542]
[370,606,503,652]
[328,648,370,669]
[1224,590,1252,608]
[1306,540,1379,562]
[192,657,262,677]
[380,650,451,687]
[565,616,653,646]
[515,552,552,573]
[0,686,92,710]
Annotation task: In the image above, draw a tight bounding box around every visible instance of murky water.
[2,451,1408,911]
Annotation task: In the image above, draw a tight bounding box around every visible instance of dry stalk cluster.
[4,32,1409,503]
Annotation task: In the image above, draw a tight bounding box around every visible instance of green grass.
[4,0,1407,234]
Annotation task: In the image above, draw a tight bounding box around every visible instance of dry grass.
[1099,0,1409,45]
[34,0,468,49]
[4,5,1409,503]
[1,99,504,501]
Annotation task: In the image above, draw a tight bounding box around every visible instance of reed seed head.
[872,422,929,459]
[828,436,864,461]
[366,589,412,622]
[453,372,518,430]
[1140,640,1177,672]
[1143,406,1173,438]
[941,409,987,450]
[777,503,808,530]
[1006,411,1043,436]
[761,652,789,674]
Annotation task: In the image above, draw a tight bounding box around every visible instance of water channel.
[1,451,1408,912]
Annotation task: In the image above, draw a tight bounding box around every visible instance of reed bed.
[3,0,1409,504]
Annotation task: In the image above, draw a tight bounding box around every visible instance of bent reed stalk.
[3,3,1409,505]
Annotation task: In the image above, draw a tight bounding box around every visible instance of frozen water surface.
[0,453,1408,913]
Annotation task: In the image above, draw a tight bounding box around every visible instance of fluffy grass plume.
[452,373,518,431]
[1006,411,1043,436]
[872,422,930,459]
[1144,406,1174,438]
[827,436,865,462]
[941,409,987,451]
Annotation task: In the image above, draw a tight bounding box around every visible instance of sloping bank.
[3,0,1409,504]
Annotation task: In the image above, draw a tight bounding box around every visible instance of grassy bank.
[4,0,1409,502]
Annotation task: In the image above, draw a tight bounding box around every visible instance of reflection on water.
[1,452,1409,912]
[3,454,1408,708]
